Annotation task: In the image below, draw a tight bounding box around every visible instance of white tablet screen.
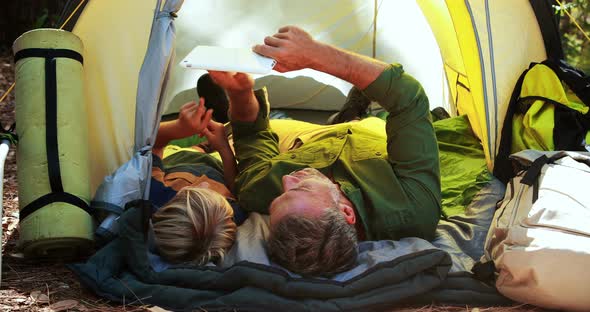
[180,45,276,74]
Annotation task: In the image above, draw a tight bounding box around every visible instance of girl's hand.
[176,98,213,137]
[202,120,230,153]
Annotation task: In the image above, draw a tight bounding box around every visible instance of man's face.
[269,168,340,227]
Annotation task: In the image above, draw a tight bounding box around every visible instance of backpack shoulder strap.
[541,59,590,105]
[494,64,535,184]
[541,60,590,150]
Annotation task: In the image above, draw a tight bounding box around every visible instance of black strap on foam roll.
[45,56,63,193]
[14,48,86,221]
[14,48,83,64]
[20,192,91,221]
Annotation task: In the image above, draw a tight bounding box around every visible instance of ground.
[0,49,548,312]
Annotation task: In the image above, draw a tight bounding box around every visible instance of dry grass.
[0,49,550,312]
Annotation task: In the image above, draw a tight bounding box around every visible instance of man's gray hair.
[267,207,358,277]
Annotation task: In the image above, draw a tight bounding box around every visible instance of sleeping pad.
[70,115,510,311]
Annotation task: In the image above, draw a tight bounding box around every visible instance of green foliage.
[556,0,590,73]
[33,8,49,29]
[33,9,62,29]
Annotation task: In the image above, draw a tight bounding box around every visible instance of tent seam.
[484,0,498,161]
[443,62,468,79]
[465,0,492,164]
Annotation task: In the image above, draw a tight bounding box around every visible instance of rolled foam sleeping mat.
[13,29,93,258]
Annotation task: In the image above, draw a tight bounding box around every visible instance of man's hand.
[208,71,254,94]
[253,26,323,73]
[207,71,259,122]
[176,98,213,138]
[254,25,387,89]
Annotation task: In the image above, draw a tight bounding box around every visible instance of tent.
[60,0,556,213]
[3,0,571,309]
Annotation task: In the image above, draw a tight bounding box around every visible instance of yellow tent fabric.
[72,0,156,192]
[417,0,547,170]
[69,0,549,195]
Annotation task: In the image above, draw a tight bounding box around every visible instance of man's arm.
[253,26,438,174]
[208,71,282,211]
[207,71,259,122]
[253,25,388,90]
[207,72,280,173]
[256,26,441,237]
[254,25,439,183]
[365,64,442,239]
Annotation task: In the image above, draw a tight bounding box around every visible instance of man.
[209,25,441,277]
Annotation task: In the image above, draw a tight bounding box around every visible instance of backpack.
[475,150,590,311]
[494,60,590,184]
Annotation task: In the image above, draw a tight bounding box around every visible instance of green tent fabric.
[436,115,491,217]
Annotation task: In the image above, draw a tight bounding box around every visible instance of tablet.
[180,45,277,74]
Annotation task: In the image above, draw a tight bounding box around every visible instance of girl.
[149,97,244,266]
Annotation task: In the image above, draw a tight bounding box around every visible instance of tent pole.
[0,140,11,287]
[372,0,377,59]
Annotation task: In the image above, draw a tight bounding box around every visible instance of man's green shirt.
[231,64,441,241]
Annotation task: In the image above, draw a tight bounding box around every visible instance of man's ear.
[339,204,356,225]
[281,175,300,191]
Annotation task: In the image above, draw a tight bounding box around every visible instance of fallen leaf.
[148,306,172,312]
[38,295,50,303]
[8,251,25,258]
[30,291,50,304]
[48,299,78,312]
[76,305,89,311]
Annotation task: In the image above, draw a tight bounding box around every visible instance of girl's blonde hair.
[152,187,237,265]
